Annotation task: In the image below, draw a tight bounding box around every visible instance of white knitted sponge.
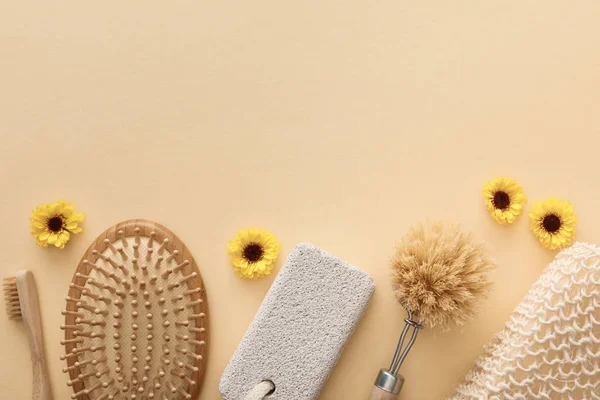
[220,243,375,400]
[448,242,600,400]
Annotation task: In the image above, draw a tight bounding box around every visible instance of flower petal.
[47,233,58,244]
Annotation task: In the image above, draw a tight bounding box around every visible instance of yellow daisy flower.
[482,177,527,224]
[227,228,281,279]
[529,198,577,250]
[29,200,85,249]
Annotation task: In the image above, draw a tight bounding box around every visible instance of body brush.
[370,221,495,400]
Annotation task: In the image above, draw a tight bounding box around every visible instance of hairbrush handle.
[16,271,53,400]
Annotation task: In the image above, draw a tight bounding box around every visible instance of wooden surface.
[63,220,209,400]
[1,2,600,399]
[16,270,53,400]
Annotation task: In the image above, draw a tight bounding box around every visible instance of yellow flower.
[529,198,577,250]
[227,228,281,279]
[29,200,84,249]
[482,177,527,224]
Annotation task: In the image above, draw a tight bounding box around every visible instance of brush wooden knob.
[370,386,398,400]
[16,270,53,400]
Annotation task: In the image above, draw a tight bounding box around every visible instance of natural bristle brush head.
[3,276,22,319]
[391,221,496,331]
[61,220,209,400]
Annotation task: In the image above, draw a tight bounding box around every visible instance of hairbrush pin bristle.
[62,220,209,400]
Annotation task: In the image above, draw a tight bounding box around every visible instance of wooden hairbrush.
[370,222,495,400]
[3,270,53,400]
[60,220,209,400]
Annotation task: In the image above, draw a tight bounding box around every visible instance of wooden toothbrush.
[3,270,53,400]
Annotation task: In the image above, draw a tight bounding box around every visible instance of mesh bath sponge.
[448,242,600,400]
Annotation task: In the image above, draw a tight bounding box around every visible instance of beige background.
[1,1,599,399]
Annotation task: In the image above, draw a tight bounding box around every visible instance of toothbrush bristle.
[3,276,22,319]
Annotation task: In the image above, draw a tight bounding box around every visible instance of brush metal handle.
[369,312,421,400]
[16,270,53,400]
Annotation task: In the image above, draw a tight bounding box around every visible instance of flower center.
[542,214,561,233]
[243,243,264,263]
[493,191,510,210]
[47,216,64,233]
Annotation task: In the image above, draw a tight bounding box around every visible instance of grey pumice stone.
[220,243,375,400]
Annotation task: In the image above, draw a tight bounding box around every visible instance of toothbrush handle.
[369,386,398,400]
[16,271,53,400]
[32,360,52,400]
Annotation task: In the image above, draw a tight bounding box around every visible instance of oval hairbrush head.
[61,220,209,400]
[391,221,495,331]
